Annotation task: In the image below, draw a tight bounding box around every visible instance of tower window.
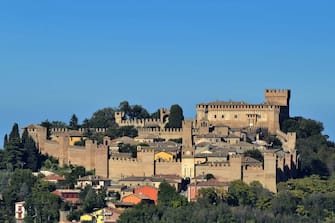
[234,115,238,119]
[214,115,217,119]
[222,115,224,119]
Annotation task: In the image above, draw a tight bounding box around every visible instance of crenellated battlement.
[138,147,155,153]
[155,159,181,163]
[114,108,170,128]
[51,127,107,134]
[51,128,69,133]
[138,127,182,133]
[196,103,281,110]
[110,156,137,162]
[265,89,290,96]
[244,165,264,171]
[117,118,165,127]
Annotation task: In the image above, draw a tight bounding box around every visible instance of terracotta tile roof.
[44,174,65,181]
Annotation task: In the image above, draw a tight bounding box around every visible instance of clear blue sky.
[1,1,334,147]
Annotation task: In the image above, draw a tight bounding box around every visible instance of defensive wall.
[114,108,170,129]
[155,159,182,176]
[137,127,183,140]
[23,89,296,193]
[195,156,242,183]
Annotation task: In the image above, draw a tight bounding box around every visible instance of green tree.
[271,191,298,216]
[63,165,87,189]
[50,121,68,128]
[106,126,138,140]
[150,109,161,119]
[25,181,61,223]
[69,114,79,130]
[89,107,116,128]
[226,180,256,207]
[80,186,106,213]
[22,129,40,171]
[119,101,150,120]
[3,134,8,148]
[9,123,20,142]
[165,104,184,128]
[158,181,187,207]
[3,123,24,170]
[282,117,334,177]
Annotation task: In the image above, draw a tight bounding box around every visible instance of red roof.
[134,186,158,204]
[52,189,80,203]
[44,174,65,182]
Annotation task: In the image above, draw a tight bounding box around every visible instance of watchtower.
[181,120,195,178]
[264,89,290,106]
[114,111,125,125]
[265,89,291,126]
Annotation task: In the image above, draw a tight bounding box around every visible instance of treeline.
[117,117,335,222]
[118,177,335,223]
[0,123,99,222]
[1,123,42,172]
[40,101,184,143]
[282,117,335,177]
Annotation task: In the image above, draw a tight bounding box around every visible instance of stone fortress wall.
[24,89,296,193]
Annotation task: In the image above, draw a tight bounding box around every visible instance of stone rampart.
[138,127,183,140]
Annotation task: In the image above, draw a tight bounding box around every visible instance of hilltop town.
[24,89,296,193]
[2,89,297,222]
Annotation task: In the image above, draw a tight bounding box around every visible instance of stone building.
[24,89,296,193]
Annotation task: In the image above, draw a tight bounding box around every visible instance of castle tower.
[181,120,195,178]
[159,108,170,123]
[264,89,290,106]
[265,89,291,126]
[263,151,277,193]
[85,139,97,171]
[58,134,70,167]
[114,111,125,126]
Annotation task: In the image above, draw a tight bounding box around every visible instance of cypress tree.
[22,129,39,171]
[3,134,8,148]
[4,123,24,170]
[9,123,20,142]
[69,114,79,130]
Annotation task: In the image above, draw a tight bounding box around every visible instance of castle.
[24,89,297,193]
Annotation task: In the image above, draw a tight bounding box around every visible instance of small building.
[42,173,66,185]
[118,175,182,190]
[121,193,154,205]
[52,189,81,204]
[76,175,112,190]
[80,207,123,223]
[15,201,26,222]
[134,186,158,204]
